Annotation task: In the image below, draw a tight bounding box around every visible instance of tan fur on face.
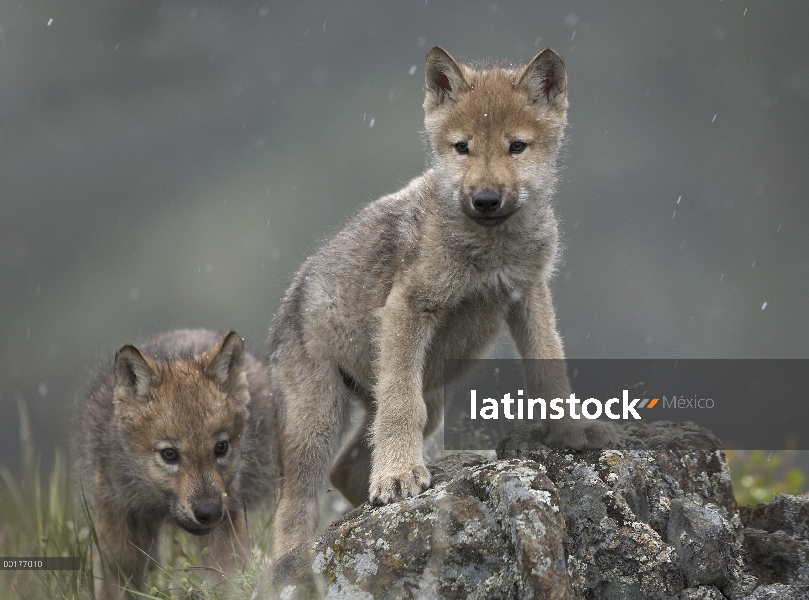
[269,47,616,559]
[113,356,247,532]
[78,329,279,599]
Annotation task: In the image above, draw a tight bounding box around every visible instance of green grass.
[727,449,807,506]
[0,448,94,598]
[0,449,274,599]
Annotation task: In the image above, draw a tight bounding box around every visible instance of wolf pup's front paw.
[544,419,620,451]
[369,463,430,505]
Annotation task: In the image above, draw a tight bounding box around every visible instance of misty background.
[1,1,807,475]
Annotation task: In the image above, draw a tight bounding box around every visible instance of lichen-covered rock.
[739,582,807,599]
[558,463,685,598]
[739,494,809,594]
[497,421,751,599]
[255,423,809,599]
[676,586,725,600]
[497,421,738,528]
[667,498,736,587]
[258,453,572,599]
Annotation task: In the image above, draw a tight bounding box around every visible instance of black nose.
[472,190,502,213]
[193,503,223,525]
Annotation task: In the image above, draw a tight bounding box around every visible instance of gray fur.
[269,46,616,558]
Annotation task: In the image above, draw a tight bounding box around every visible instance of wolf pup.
[269,47,616,557]
[78,329,279,598]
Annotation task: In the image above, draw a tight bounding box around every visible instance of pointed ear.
[114,345,159,400]
[517,48,567,109]
[425,46,469,111]
[201,331,249,405]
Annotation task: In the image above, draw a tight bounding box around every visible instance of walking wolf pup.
[78,329,278,598]
[270,47,616,557]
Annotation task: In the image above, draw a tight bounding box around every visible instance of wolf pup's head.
[112,332,249,535]
[423,47,568,227]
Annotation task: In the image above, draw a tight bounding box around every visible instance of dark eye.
[214,440,229,457]
[160,448,179,463]
[509,141,527,154]
[454,141,469,155]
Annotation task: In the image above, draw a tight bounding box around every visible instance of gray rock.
[739,582,807,599]
[258,453,572,599]
[719,572,761,600]
[497,421,739,527]
[667,498,736,587]
[739,493,809,539]
[676,586,724,600]
[255,423,809,599]
[739,494,809,593]
[498,421,744,598]
[558,464,685,598]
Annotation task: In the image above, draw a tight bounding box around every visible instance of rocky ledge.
[257,422,809,599]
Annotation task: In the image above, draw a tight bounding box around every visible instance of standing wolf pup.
[270,47,617,557]
[78,329,279,599]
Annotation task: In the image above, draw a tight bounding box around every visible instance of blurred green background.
[1,1,808,475]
